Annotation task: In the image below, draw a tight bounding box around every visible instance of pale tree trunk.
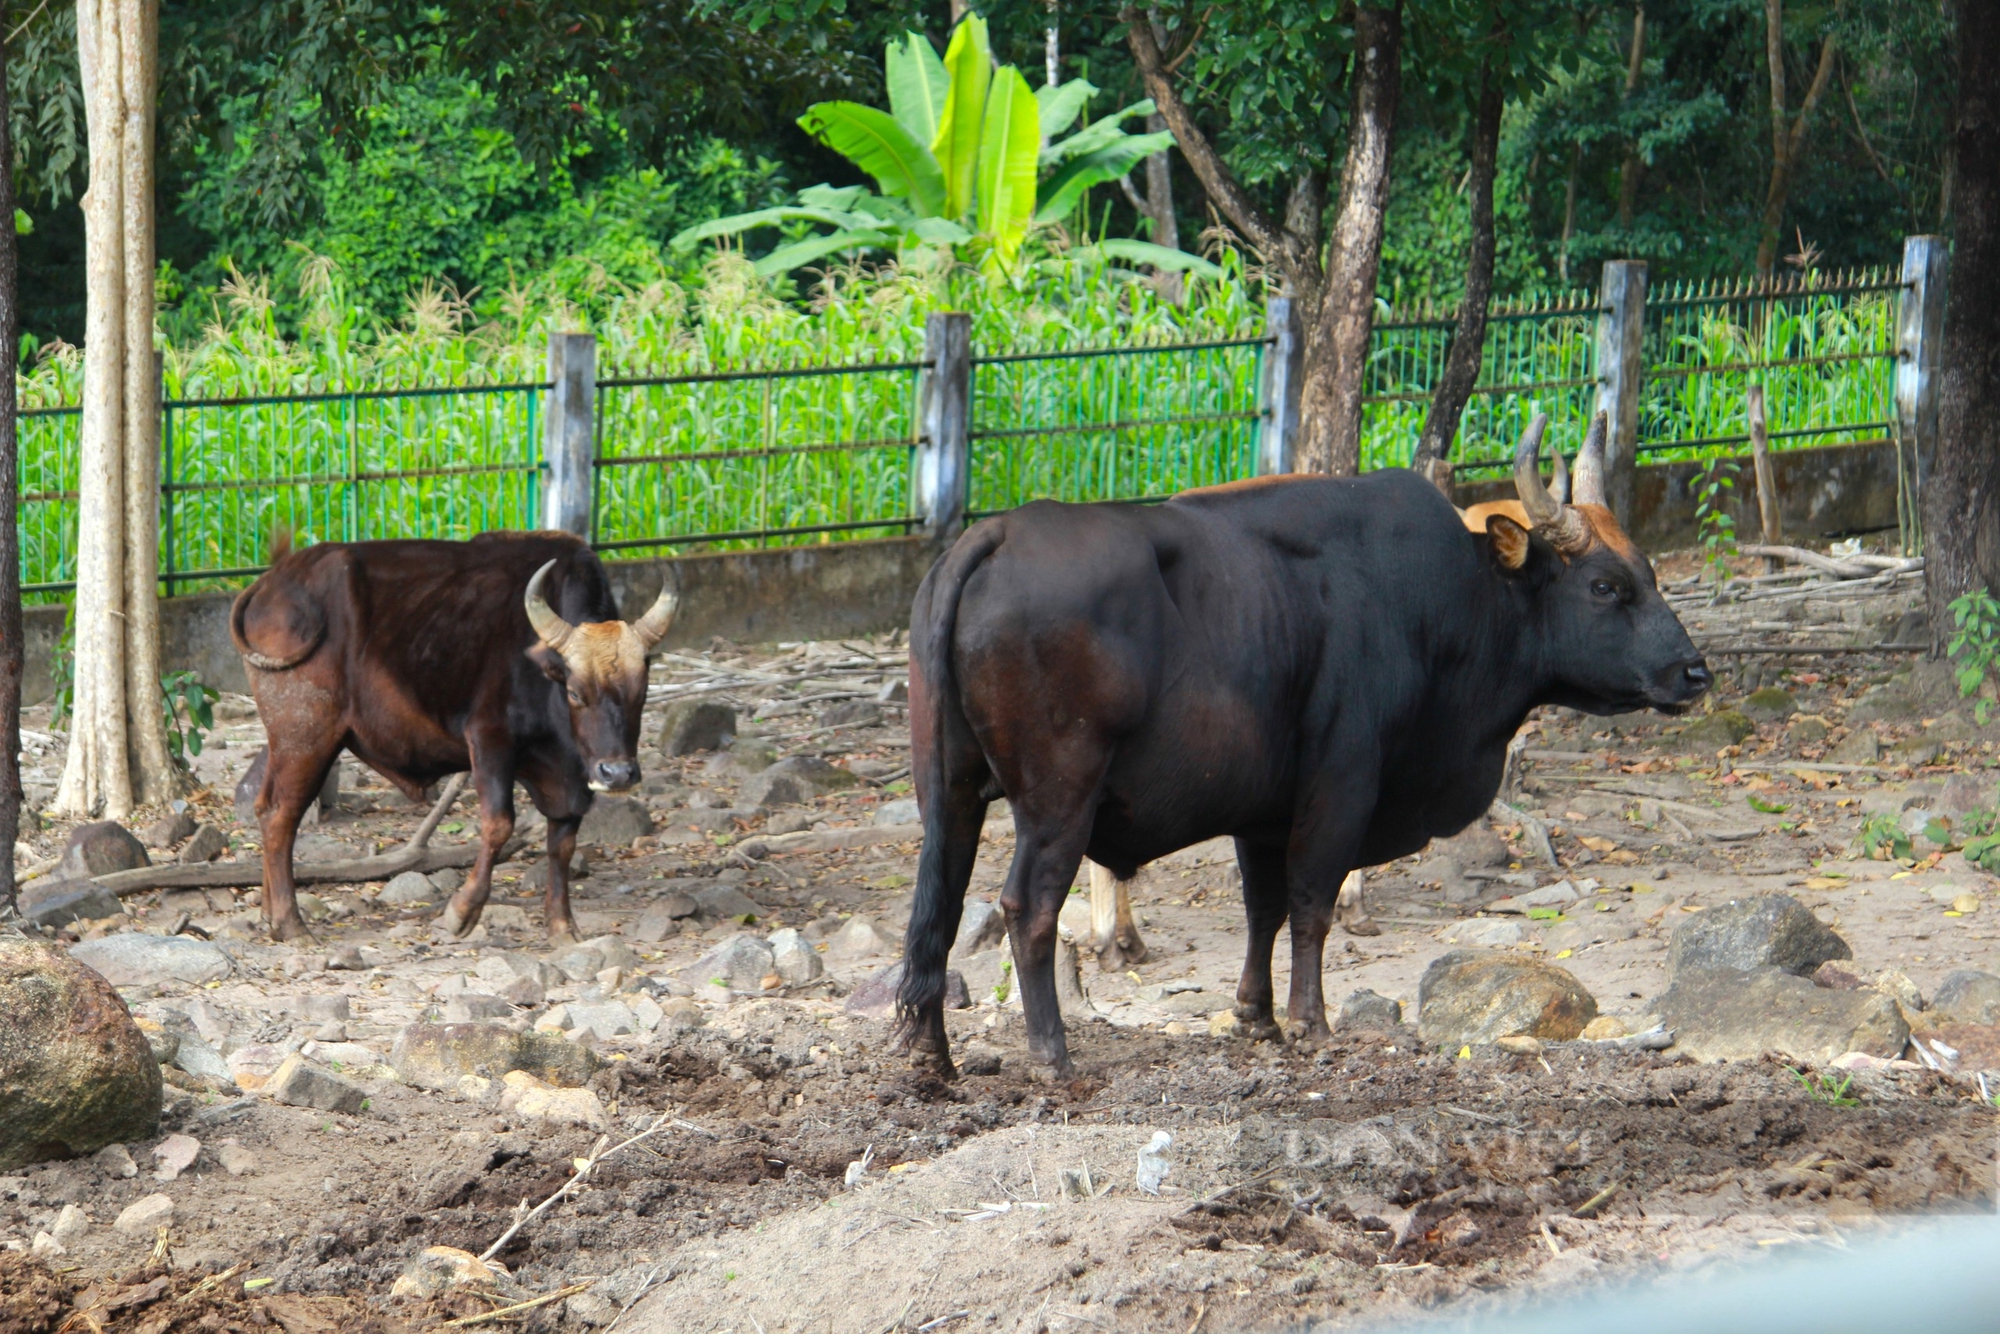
[1617,6,1646,229]
[1414,60,1503,471]
[1120,112,1185,303]
[0,34,22,913]
[1754,1,1837,281]
[1296,3,1401,477]
[56,0,171,819]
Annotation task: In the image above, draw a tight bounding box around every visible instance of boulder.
[0,940,163,1169]
[1740,687,1798,723]
[1653,966,1909,1063]
[388,1023,599,1090]
[566,1000,639,1041]
[1440,822,1511,868]
[819,700,883,729]
[1938,774,1999,819]
[379,871,437,906]
[143,811,197,850]
[951,899,1007,960]
[1829,728,1882,764]
[1932,970,2000,1025]
[500,1070,607,1129]
[1667,894,1850,980]
[1337,988,1404,1030]
[1788,716,1831,746]
[826,916,892,964]
[693,884,762,922]
[683,934,777,996]
[19,880,124,929]
[1416,951,1597,1048]
[741,756,860,808]
[178,824,229,865]
[70,935,233,988]
[845,962,969,1019]
[442,994,514,1023]
[657,700,737,756]
[58,822,149,880]
[874,798,921,827]
[263,1054,367,1114]
[632,902,684,943]
[768,929,824,985]
[578,796,653,848]
[1438,917,1524,949]
[1671,710,1753,753]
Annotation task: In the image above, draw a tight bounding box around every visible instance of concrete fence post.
[1256,297,1303,476]
[1594,260,1647,529]
[915,312,971,538]
[1895,235,1949,490]
[542,331,597,538]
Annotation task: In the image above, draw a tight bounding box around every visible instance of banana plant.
[672,16,1217,279]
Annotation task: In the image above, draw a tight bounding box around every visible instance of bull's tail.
[230,532,326,673]
[896,525,1004,1037]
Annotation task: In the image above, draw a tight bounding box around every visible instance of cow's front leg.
[1087,861,1149,969]
[542,814,582,943]
[1231,839,1288,1040]
[444,745,515,937]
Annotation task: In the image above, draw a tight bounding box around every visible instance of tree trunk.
[1141,112,1183,303]
[1617,6,1646,229]
[1295,3,1401,477]
[56,0,171,819]
[1926,0,2000,648]
[1754,2,1837,281]
[0,35,21,913]
[1414,62,1503,471]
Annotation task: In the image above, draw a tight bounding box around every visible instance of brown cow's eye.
[1591,579,1617,598]
[567,689,583,705]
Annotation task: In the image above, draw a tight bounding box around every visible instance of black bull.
[896,466,1709,1075]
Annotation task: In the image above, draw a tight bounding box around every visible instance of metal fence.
[11,237,1946,603]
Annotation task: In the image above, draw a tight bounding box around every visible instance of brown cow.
[229,531,676,941]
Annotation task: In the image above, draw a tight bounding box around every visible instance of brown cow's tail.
[896,525,1004,1040]
[230,537,326,673]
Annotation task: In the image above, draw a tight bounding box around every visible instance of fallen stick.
[438,1283,594,1328]
[736,823,924,860]
[90,775,517,898]
[477,1109,677,1263]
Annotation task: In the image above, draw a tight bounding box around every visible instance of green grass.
[13,253,1899,602]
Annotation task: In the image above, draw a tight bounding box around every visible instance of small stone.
[765,810,815,836]
[1581,1015,1629,1040]
[1440,822,1511,868]
[706,739,779,778]
[389,1023,600,1090]
[683,934,778,997]
[1932,970,2000,1025]
[327,945,366,970]
[390,1246,511,1300]
[1828,728,1881,765]
[152,1133,200,1181]
[1953,892,1981,914]
[178,824,228,865]
[1654,966,1908,1063]
[225,1044,290,1091]
[1667,894,1850,980]
[1417,951,1597,1048]
[1162,1021,1190,1036]
[768,928,824,985]
[499,1070,608,1129]
[1788,715,1831,746]
[285,995,350,1023]
[567,1290,621,1327]
[216,1141,258,1176]
[826,917,891,964]
[50,1203,87,1244]
[143,811,198,849]
[58,821,150,880]
[843,962,968,1019]
[1874,969,1923,1014]
[31,1231,63,1258]
[113,1193,174,1237]
[693,884,762,922]
[578,796,653,847]
[657,997,705,1032]
[1208,1011,1241,1037]
[633,902,684,943]
[1337,988,1403,1030]
[1889,736,1942,766]
[1740,687,1798,723]
[312,1021,348,1042]
[632,995,664,1031]
[873,798,920,827]
[1938,773,1998,818]
[94,1143,138,1178]
[69,934,234,988]
[1673,710,1753,753]
[443,994,515,1023]
[595,966,625,993]
[657,700,737,756]
[952,900,1007,959]
[1813,960,1867,990]
[1438,918,1524,948]
[819,699,883,729]
[498,975,545,1007]
[567,1000,639,1040]
[877,678,909,703]
[18,880,124,929]
[741,756,861,808]
[380,871,436,905]
[1495,1034,1542,1054]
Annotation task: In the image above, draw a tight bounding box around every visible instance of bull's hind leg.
[1086,860,1148,969]
[893,786,986,1077]
[1232,839,1289,1040]
[1336,869,1381,936]
[256,737,345,942]
[1002,808,1100,1075]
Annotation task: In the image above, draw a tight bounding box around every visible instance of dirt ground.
[1,544,1997,1332]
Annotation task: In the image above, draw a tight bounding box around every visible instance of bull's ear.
[1486,513,1532,570]
[526,643,569,683]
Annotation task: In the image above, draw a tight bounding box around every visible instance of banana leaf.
[976,67,1041,263]
[670,205,876,253]
[1034,78,1097,140]
[932,15,992,220]
[885,31,949,146]
[1033,131,1175,224]
[751,228,899,276]
[798,102,946,218]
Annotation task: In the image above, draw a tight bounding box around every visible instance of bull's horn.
[1549,447,1571,505]
[1511,414,1559,526]
[630,577,680,650]
[1571,410,1608,507]
[524,560,576,650]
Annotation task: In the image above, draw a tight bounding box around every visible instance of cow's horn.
[1512,414,1560,525]
[630,578,680,650]
[1571,410,1608,507]
[1549,447,1571,505]
[524,560,576,650]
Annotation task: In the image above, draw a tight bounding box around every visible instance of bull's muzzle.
[589,758,641,793]
[1651,657,1712,711]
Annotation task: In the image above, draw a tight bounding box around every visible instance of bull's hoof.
[1286,1019,1335,1047]
[1093,933,1150,971]
[268,913,311,943]
[1233,1005,1282,1042]
[1340,914,1383,937]
[440,899,483,938]
[546,921,581,946]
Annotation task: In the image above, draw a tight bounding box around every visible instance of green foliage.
[1947,589,2000,725]
[1786,1067,1859,1108]
[1857,812,1912,863]
[1746,795,1790,815]
[1694,456,1738,581]
[994,958,1013,1005]
[161,671,220,771]
[1959,809,2000,874]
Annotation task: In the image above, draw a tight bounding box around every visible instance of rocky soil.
[0,545,1996,1332]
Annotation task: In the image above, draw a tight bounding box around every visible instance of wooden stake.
[1748,383,1782,572]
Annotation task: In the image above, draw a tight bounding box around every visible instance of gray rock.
[706,739,779,779]
[1932,970,2000,1025]
[283,995,349,1022]
[1667,894,1850,980]
[768,928,824,986]
[845,962,969,1019]
[693,884,762,922]
[549,945,606,983]
[379,871,437,905]
[657,700,737,756]
[567,1290,621,1327]
[874,797,921,827]
[1829,727,1882,764]
[1789,715,1831,746]
[952,899,1007,959]
[19,880,124,928]
[1338,988,1404,1030]
[1441,822,1511,868]
[1889,736,1942,766]
[389,1023,599,1090]
[429,867,466,895]
[656,889,701,919]
[70,934,233,987]
[443,994,515,1022]
[765,810,815,836]
[578,796,653,847]
[0,940,162,1170]
[58,822,149,880]
[827,916,892,963]
[178,824,228,865]
[632,902,684,943]
[877,678,909,703]
[741,756,861,808]
[954,948,1008,1003]
[114,1194,174,1237]
[682,934,777,995]
[1938,774,1999,818]
[171,1032,230,1084]
[1438,917,1525,948]
[143,811,198,849]
[819,700,882,729]
[580,935,638,972]
[1740,687,1798,723]
[1416,951,1597,1048]
[1672,710,1754,753]
[264,1054,366,1114]
[567,1000,639,1040]
[1654,966,1910,1063]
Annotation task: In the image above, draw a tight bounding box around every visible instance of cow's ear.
[526,643,569,683]
[1486,514,1532,570]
